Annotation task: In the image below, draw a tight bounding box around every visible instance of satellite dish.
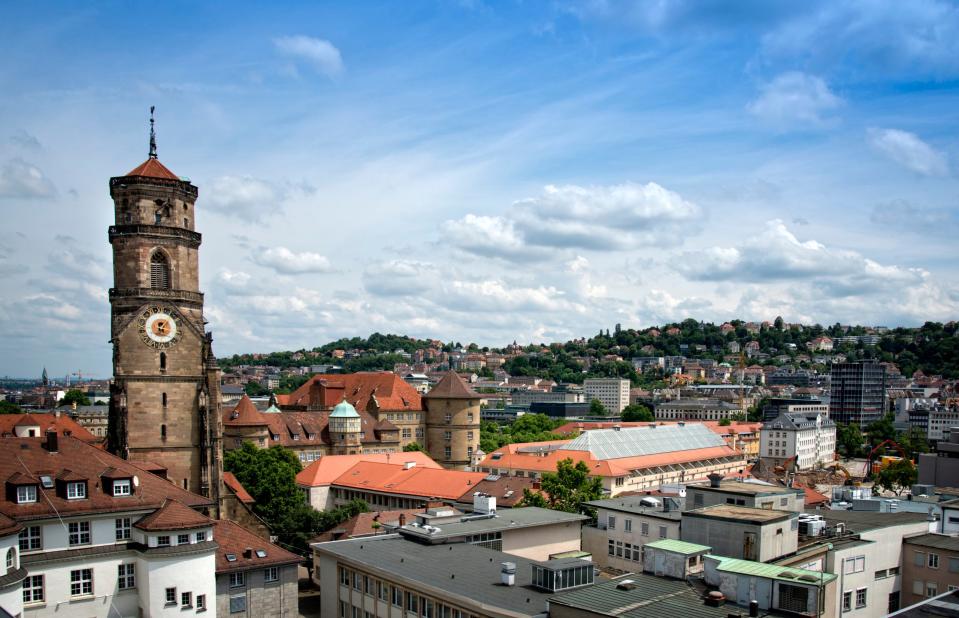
[133,475,140,488]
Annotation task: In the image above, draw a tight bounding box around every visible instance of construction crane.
[70,370,94,384]
[866,439,909,478]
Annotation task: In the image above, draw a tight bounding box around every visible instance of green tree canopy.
[589,399,606,416]
[244,381,270,397]
[59,389,90,406]
[875,459,917,496]
[402,442,424,452]
[837,423,865,458]
[520,458,603,516]
[0,400,23,414]
[621,403,653,422]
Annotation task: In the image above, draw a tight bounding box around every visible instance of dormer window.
[157,535,171,547]
[307,433,316,440]
[17,485,37,504]
[271,433,280,441]
[113,479,132,497]
[292,433,300,441]
[67,482,86,500]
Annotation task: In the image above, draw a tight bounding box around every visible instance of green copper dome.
[330,400,360,418]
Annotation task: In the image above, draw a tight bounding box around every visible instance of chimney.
[500,562,516,586]
[612,424,621,432]
[404,461,416,470]
[708,473,723,488]
[749,600,759,617]
[44,430,58,453]
[399,514,407,527]
[243,548,253,559]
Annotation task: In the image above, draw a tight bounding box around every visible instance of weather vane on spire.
[149,105,157,159]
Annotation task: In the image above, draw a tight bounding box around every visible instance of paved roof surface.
[314,535,557,616]
[904,533,959,551]
[685,504,792,524]
[398,506,585,541]
[689,480,800,496]
[816,509,930,532]
[643,539,711,555]
[296,452,441,487]
[584,496,683,519]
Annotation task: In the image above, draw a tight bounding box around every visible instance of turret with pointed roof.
[424,371,482,470]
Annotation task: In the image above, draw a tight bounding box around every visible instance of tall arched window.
[159,352,167,371]
[150,252,170,289]
[6,547,14,569]
[161,393,167,407]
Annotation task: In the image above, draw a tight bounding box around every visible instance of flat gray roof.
[815,509,930,532]
[399,507,586,541]
[689,480,802,497]
[584,497,682,520]
[685,504,793,524]
[904,533,959,551]
[314,535,559,616]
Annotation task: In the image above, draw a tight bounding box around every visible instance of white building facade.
[760,411,837,470]
[584,378,631,415]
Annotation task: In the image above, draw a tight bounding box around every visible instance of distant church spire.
[41,367,48,386]
[148,106,157,159]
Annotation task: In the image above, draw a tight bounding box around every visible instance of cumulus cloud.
[444,182,700,261]
[362,260,434,297]
[203,175,289,222]
[251,246,333,274]
[747,72,842,127]
[46,235,109,283]
[0,158,56,199]
[868,128,949,176]
[678,219,927,295]
[215,269,252,292]
[274,35,344,77]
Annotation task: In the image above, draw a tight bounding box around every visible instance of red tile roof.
[0,435,212,521]
[224,395,265,426]
[284,372,422,411]
[213,519,301,573]
[332,461,486,500]
[125,157,180,180]
[311,508,433,543]
[134,498,212,531]
[0,413,98,443]
[223,472,255,504]
[0,512,21,536]
[296,452,441,487]
[425,371,480,399]
[455,476,543,507]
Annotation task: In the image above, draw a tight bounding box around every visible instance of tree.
[898,426,930,459]
[59,389,90,406]
[875,459,917,496]
[402,442,424,452]
[621,404,653,422]
[520,458,603,516]
[244,381,269,397]
[865,414,897,448]
[718,418,731,426]
[589,399,606,416]
[837,423,865,458]
[0,400,22,414]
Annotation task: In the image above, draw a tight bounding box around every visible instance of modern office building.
[584,378,631,415]
[829,361,887,425]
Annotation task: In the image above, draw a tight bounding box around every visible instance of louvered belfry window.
[150,252,170,289]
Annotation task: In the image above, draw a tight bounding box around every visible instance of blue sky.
[1,1,958,378]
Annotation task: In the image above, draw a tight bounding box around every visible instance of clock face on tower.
[137,306,181,349]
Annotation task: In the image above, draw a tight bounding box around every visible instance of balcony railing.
[109,225,201,244]
[109,288,204,303]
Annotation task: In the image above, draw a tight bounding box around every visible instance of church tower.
[107,109,223,513]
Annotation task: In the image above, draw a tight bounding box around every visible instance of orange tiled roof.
[213,519,300,573]
[0,512,21,536]
[296,452,441,487]
[311,508,433,543]
[331,461,486,499]
[285,372,422,411]
[424,371,480,399]
[125,157,180,180]
[222,472,255,504]
[224,395,266,427]
[134,498,212,531]
[0,413,98,443]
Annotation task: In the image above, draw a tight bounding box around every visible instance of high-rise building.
[107,110,223,508]
[829,361,887,425]
[584,378,630,415]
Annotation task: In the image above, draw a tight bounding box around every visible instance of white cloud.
[678,219,928,294]
[747,72,842,127]
[215,269,253,292]
[362,260,434,297]
[444,181,700,261]
[274,35,344,77]
[203,175,288,222]
[867,128,949,176]
[250,246,333,274]
[0,158,56,198]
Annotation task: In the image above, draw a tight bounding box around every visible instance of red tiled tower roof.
[224,395,267,427]
[134,498,211,531]
[424,371,480,400]
[125,157,180,180]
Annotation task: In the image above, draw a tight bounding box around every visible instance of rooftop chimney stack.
[44,430,58,453]
[500,562,516,586]
[708,473,723,488]
[398,514,407,527]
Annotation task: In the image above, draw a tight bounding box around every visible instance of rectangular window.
[467,431,474,441]
[113,479,132,496]
[18,525,41,551]
[929,553,940,569]
[157,535,171,547]
[265,567,279,582]
[842,591,852,612]
[22,574,43,604]
[70,568,93,597]
[659,526,667,539]
[196,530,207,542]
[197,594,206,611]
[856,588,867,608]
[118,564,136,590]
[624,519,632,532]
[915,551,926,567]
[166,587,177,605]
[607,515,616,530]
[67,482,86,499]
[608,539,614,556]
[641,522,649,536]
[340,567,350,586]
[230,594,247,613]
[406,591,418,613]
[115,517,131,541]
[17,485,37,503]
[444,446,451,459]
[392,586,402,606]
[353,572,361,590]
[181,591,192,608]
[913,580,924,595]
[950,558,959,573]
[845,556,865,573]
[928,582,939,598]
[230,572,245,588]
[177,533,190,545]
[68,521,90,546]
[444,431,452,440]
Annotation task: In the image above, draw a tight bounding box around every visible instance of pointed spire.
[149,105,157,159]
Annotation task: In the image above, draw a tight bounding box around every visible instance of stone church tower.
[107,110,223,514]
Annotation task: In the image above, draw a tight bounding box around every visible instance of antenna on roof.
[149,106,157,159]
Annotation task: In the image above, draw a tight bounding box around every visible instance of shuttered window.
[150,252,170,289]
